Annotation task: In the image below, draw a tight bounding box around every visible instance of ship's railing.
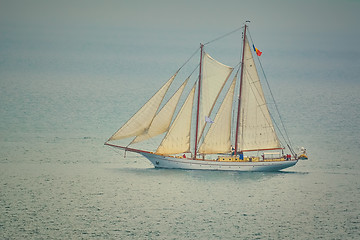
[216,156,288,162]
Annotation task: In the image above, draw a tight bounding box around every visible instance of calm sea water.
[1,25,360,239]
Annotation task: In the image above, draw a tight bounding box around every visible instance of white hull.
[140,152,297,172]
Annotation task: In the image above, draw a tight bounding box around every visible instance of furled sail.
[156,85,196,155]
[198,53,233,142]
[237,38,281,151]
[198,75,237,154]
[131,77,189,144]
[108,73,176,141]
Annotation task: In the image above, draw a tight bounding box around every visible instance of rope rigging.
[204,26,244,45]
[247,28,295,153]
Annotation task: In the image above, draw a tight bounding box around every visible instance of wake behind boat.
[105,22,307,171]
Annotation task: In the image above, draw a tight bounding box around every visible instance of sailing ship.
[105,23,306,171]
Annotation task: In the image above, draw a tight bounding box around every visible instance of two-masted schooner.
[105,23,305,171]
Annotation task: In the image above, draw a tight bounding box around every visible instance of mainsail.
[237,38,281,151]
[108,73,176,141]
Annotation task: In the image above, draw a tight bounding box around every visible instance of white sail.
[198,53,233,142]
[237,38,281,151]
[132,77,189,144]
[156,85,196,155]
[108,73,176,141]
[198,75,237,154]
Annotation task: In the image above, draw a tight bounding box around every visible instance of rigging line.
[204,26,244,45]
[189,63,200,78]
[233,61,242,71]
[244,67,275,130]
[268,106,287,149]
[247,29,294,150]
[178,47,200,71]
[241,60,287,149]
[229,68,240,147]
[246,65,287,149]
[258,55,293,149]
[243,68,285,147]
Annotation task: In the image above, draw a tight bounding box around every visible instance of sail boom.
[104,142,152,155]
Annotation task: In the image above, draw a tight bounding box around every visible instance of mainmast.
[234,23,248,155]
[194,44,204,159]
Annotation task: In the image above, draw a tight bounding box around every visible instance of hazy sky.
[1,0,359,36]
[1,0,359,83]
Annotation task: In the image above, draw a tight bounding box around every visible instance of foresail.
[108,73,176,141]
[156,85,196,155]
[132,77,189,144]
[198,53,233,142]
[237,38,281,151]
[198,75,237,154]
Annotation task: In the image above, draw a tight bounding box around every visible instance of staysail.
[156,84,196,155]
[198,75,237,154]
[108,73,176,141]
[237,38,281,151]
[131,77,189,144]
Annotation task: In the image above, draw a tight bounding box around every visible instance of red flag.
[256,49,262,56]
[253,44,262,56]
